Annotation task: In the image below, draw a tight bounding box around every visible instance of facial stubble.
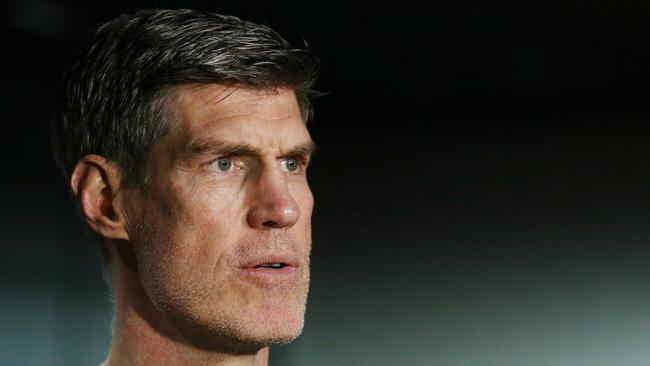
[132,217,311,354]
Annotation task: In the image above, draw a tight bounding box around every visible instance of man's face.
[124,85,314,351]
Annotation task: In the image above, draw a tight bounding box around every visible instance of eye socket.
[285,158,299,172]
[213,157,232,172]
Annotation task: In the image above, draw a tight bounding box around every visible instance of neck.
[101,265,269,366]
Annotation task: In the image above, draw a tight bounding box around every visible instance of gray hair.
[52,8,319,187]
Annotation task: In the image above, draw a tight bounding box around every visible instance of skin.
[71,85,315,365]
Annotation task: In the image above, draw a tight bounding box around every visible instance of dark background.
[3,1,650,365]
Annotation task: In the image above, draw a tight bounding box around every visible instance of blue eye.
[285,158,299,172]
[214,157,232,172]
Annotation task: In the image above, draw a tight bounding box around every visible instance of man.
[52,9,319,365]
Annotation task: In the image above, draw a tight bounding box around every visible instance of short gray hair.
[52,8,319,187]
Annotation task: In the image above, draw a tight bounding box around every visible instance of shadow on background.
[3,1,650,365]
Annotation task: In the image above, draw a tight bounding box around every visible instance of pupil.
[287,159,297,171]
[217,158,231,171]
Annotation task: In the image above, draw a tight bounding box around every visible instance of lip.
[240,252,300,269]
[239,252,301,277]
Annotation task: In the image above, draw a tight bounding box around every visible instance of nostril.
[247,200,299,229]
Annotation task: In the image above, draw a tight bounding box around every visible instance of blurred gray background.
[3,1,650,365]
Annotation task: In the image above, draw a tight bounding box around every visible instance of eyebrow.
[278,140,318,159]
[183,139,317,161]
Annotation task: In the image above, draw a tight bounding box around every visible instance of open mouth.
[239,253,300,278]
[242,262,297,278]
[240,255,299,278]
[255,263,288,269]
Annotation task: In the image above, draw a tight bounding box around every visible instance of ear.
[70,154,130,241]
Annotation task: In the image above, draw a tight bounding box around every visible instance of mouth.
[255,263,288,269]
[239,254,300,277]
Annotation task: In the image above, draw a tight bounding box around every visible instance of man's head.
[52,9,319,355]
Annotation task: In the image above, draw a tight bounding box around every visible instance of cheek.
[163,176,242,233]
[292,182,314,243]
[295,181,314,221]
[136,182,244,284]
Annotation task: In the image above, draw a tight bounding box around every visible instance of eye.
[213,157,232,172]
[285,157,299,172]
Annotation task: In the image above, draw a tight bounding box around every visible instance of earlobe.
[71,155,130,241]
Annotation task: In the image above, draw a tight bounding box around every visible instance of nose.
[246,168,300,229]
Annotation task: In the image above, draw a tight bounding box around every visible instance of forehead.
[171,84,309,149]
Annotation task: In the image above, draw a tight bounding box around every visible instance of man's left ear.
[70,154,130,241]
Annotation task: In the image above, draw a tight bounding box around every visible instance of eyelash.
[279,155,311,174]
[286,156,311,170]
[205,155,310,173]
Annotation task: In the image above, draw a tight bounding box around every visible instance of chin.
[177,296,307,353]
[243,324,304,349]
[245,298,307,345]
